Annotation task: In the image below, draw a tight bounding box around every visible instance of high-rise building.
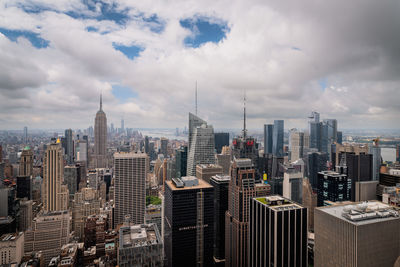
[94,94,107,168]
[216,148,231,175]
[306,152,328,189]
[164,176,214,267]
[144,136,150,154]
[160,137,168,157]
[64,165,78,196]
[369,142,381,181]
[283,168,303,204]
[249,195,308,267]
[118,223,163,267]
[196,164,223,183]
[23,126,28,144]
[214,132,229,154]
[272,120,284,157]
[187,116,215,176]
[264,124,274,155]
[290,131,304,162]
[396,144,400,163]
[16,176,32,200]
[210,175,230,266]
[317,170,350,206]
[114,152,148,227]
[121,118,125,133]
[188,112,207,152]
[335,150,372,201]
[308,111,321,150]
[175,146,187,178]
[225,159,269,267]
[19,199,32,232]
[64,129,74,164]
[302,178,317,230]
[19,147,33,177]
[24,210,70,265]
[315,201,400,267]
[42,141,69,212]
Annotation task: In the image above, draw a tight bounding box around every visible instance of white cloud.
[0,0,399,130]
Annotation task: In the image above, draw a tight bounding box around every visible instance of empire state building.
[94,94,107,168]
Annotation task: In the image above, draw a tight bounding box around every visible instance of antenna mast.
[243,90,247,138]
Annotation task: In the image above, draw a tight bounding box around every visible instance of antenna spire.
[100,92,103,111]
[243,90,247,138]
[195,81,198,115]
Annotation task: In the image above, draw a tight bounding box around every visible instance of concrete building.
[290,130,305,162]
[145,204,162,237]
[42,141,69,211]
[164,176,214,267]
[195,164,223,183]
[283,167,303,204]
[19,199,33,232]
[114,152,148,227]
[0,232,24,265]
[160,137,168,157]
[315,201,400,267]
[19,147,33,177]
[225,159,269,267]
[187,117,216,176]
[24,210,70,265]
[64,165,78,197]
[302,178,317,230]
[118,223,163,267]
[216,147,231,175]
[249,195,308,267]
[210,175,230,266]
[355,180,378,201]
[94,94,107,168]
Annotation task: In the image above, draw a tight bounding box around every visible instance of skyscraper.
[290,131,305,162]
[283,167,303,204]
[306,152,328,189]
[23,126,28,144]
[225,158,268,267]
[42,141,69,212]
[175,146,187,178]
[308,111,321,150]
[317,170,350,206]
[249,195,308,267]
[263,124,274,155]
[160,137,168,157]
[210,175,230,266]
[315,201,400,267]
[94,94,107,168]
[187,114,215,176]
[164,176,214,267]
[64,129,74,164]
[114,152,148,227]
[19,147,33,177]
[396,144,400,163]
[188,112,206,152]
[214,132,229,154]
[272,120,284,157]
[369,141,381,181]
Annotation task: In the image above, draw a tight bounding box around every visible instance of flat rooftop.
[210,175,231,182]
[318,201,400,225]
[196,164,223,170]
[254,195,303,211]
[114,152,147,158]
[120,224,160,248]
[166,177,213,191]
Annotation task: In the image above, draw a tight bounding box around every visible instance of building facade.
[249,195,308,267]
[114,152,148,227]
[94,94,107,168]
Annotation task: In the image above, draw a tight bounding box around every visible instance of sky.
[1,0,400,131]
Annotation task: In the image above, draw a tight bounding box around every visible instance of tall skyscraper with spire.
[94,94,107,168]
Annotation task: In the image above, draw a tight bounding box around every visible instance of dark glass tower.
[164,177,214,267]
[264,124,274,155]
[250,195,308,267]
[210,175,230,266]
[317,170,350,206]
[272,120,284,157]
[175,146,187,178]
[214,132,229,154]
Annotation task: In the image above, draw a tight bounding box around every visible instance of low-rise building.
[0,232,24,265]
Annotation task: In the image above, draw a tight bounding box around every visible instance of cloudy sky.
[1,0,400,131]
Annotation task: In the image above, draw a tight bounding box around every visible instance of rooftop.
[318,201,400,225]
[0,232,22,242]
[196,164,223,170]
[167,176,213,191]
[254,195,303,211]
[114,152,148,159]
[210,174,231,182]
[120,224,161,248]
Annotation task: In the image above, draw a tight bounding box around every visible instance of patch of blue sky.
[113,43,143,60]
[180,16,229,48]
[81,0,130,25]
[0,28,49,48]
[141,14,165,33]
[318,78,327,91]
[112,84,138,102]
[86,26,98,32]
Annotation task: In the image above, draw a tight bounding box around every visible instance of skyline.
[1,1,400,130]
